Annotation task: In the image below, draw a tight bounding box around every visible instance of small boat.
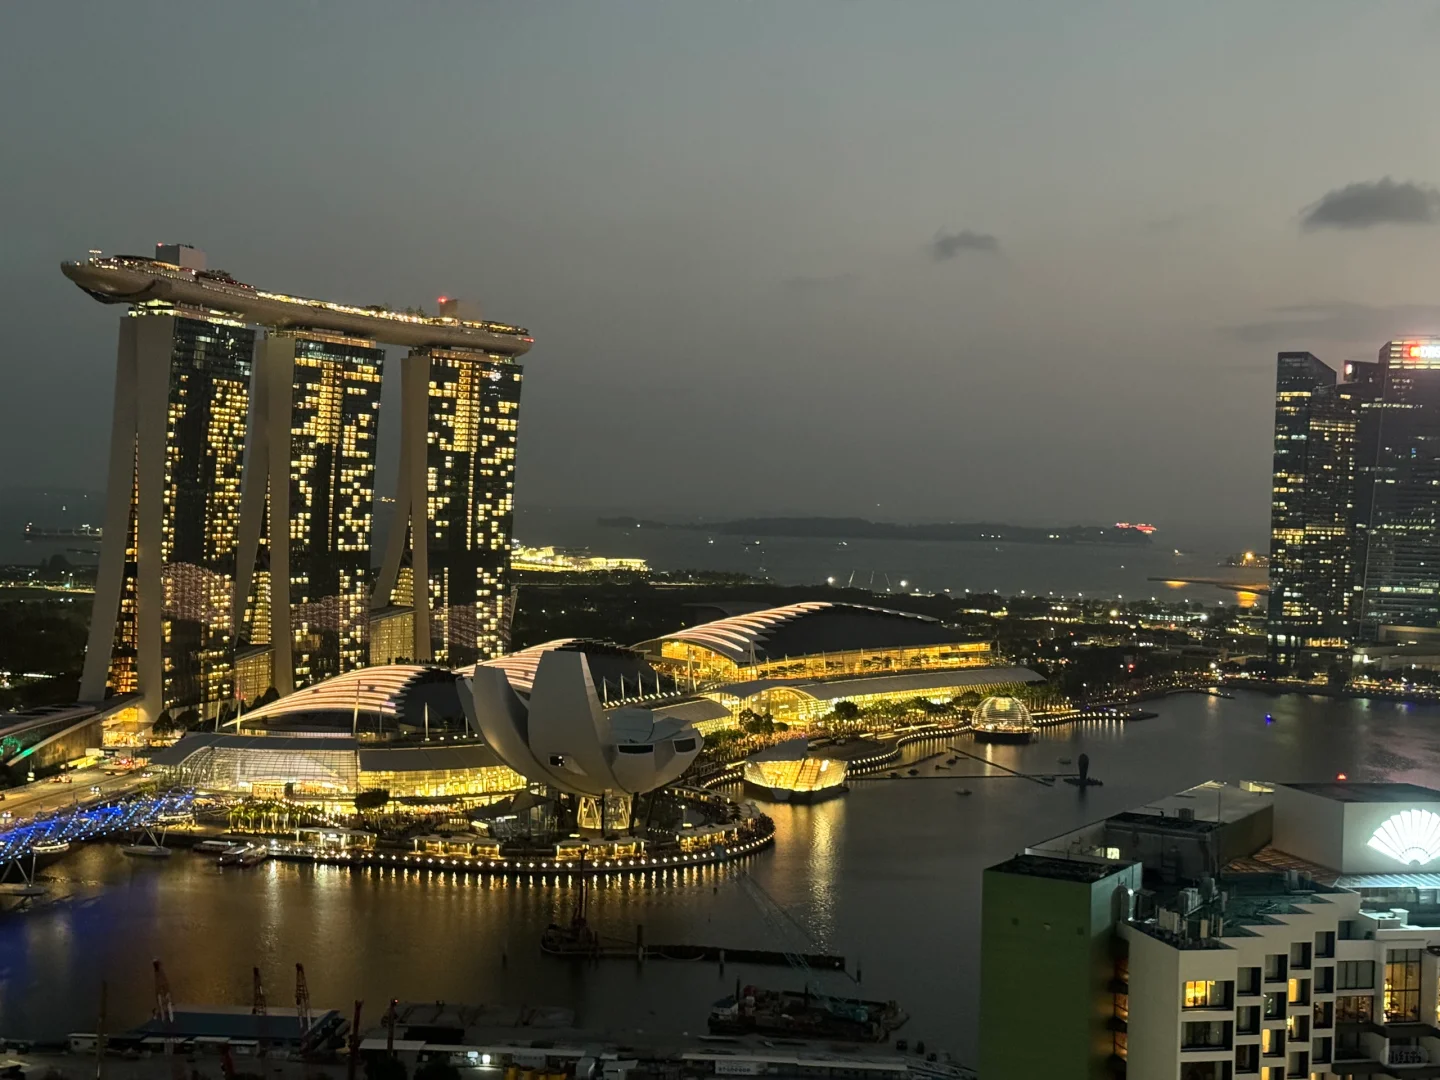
[945,758,957,766]
[121,844,171,859]
[192,839,233,854]
[955,789,972,797]
[907,768,919,777]
[218,843,269,867]
[1058,757,1073,766]
[32,840,70,855]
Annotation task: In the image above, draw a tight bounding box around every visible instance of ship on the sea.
[970,696,1037,745]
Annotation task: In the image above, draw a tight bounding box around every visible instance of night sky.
[5,1,1440,547]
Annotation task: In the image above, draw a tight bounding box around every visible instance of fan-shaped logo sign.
[1367,809,1440,867]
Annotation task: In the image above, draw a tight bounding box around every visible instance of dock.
[544,938,846,970]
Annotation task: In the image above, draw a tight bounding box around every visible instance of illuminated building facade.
[236,330,383,696]
[742,738,846,803]
[982,781,1440,1080]
[81,305,254,726]
[639,601,994,684]
[377,336,524,667]
[1267,351,1361,674]
[63,249,532,727]
[1351,339,1440,642]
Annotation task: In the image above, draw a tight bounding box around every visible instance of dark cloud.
[929,229,999,260]
[1223,301,1440,345]
[1300,178,1440,230]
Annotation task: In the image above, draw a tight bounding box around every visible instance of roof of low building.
[1283,781,1440,804]
[988,853,1132,883]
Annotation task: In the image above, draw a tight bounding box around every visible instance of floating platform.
[710,986,908,1042]
[541,926,846,969]
[108,1005,346,1052]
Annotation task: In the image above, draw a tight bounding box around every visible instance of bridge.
[0,789,194,883]
[1148,575,1268,595]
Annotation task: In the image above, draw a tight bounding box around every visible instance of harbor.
[0,690,1433,1066]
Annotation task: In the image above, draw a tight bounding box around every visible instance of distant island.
[596,516,1154,547]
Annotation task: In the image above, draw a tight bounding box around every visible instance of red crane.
[151,960,184,1080]
[295,963,312,1040]
[347,1000,364,1080]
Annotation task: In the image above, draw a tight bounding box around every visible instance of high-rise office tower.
[376,319,524,667]
[80,296,255,726]
[1352,339,1440,641]
[64,250,532,725]
[235,330,384,697]
[1267,352,1359,674]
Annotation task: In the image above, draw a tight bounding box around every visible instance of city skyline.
[1267,337,1440,675]
[8,3,1440,544]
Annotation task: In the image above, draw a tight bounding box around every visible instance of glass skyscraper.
[1268,340,1440,674]
[1352,339,1440,640]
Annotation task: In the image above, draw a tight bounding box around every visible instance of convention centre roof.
[707,665,1041,704]
[641,602,974,664]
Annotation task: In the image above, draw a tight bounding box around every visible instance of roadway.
[0,766,146,823]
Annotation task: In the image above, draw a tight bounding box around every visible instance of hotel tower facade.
[64,247,532,727]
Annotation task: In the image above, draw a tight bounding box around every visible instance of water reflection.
[4,689,1440,1065]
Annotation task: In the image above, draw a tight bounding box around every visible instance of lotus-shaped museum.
[467,648,703,800]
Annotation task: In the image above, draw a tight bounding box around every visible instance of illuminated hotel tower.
[235,330,384,697]
[376,306,524,667]
[79,284,254,726]
[64,249,533,723]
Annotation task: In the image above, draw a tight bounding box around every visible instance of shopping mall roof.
[356,743,507,773]
[470,639,681,699]
[640,602,976,665]
[236,665,432,724]
[709,665,1041,703]
[149,732,359,766]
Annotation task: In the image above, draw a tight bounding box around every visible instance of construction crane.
[295,963,312,1040]
[737,874,832,996]
[251,967,267,1016]
[346,1000,363,1080]
[152,960,185,1080]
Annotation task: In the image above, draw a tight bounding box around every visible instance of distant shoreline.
[595,515,1153,547]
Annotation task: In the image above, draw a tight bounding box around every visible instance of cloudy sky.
[4,1,1440,548]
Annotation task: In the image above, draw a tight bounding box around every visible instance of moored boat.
[121,844,171,858]
[218,843,269,867]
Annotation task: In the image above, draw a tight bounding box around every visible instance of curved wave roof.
[238,665,431,723]
[650,601,966,664]
[467,639,580,694]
